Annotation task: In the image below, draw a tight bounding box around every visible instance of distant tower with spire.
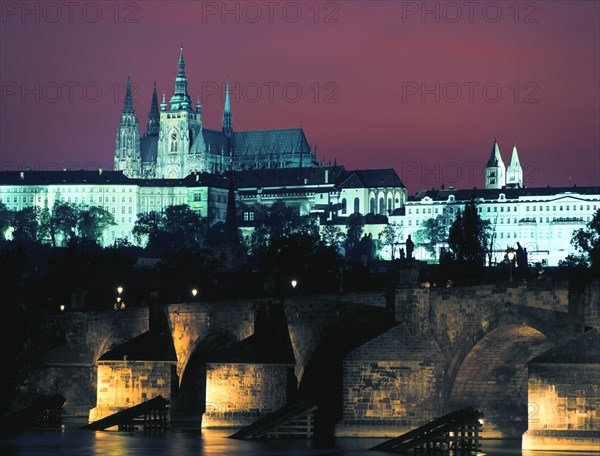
[146,82,160,136]
[114,76,142,178]
[222,83,233,139]
[485,138,506,189]
[506,143,523,188]
[156,47,204,179]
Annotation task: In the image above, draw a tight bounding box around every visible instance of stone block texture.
[89,360,176,422]
[202,363,293,427]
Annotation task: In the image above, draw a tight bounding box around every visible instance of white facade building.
[390,186,600,266]
[0,170,228,246]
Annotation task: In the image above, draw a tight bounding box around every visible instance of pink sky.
[1,1,598,193]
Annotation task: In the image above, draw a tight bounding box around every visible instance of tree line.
[0,201,115,246]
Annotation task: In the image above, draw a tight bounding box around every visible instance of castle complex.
[0,49,599,266]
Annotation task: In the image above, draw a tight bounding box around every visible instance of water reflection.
[1,424,598,456]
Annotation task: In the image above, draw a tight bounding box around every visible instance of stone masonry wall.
[340,323,445,437]
[339,282,576,437]
[582,282,600,329]
[29,366,96,417]
[522,363,600,451]
[89,360,176,422]
[168,302,255,379]
[202,363,292,428]
[527,364,600,432]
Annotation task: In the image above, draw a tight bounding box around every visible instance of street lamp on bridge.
[506,248,516,283]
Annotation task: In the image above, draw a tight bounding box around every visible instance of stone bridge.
[340,282,592,438]
[38,281,596,436]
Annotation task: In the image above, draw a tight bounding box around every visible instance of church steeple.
[485,137,506,189]
[146,82,159,136]
[122,76,134,114]
[506,143,523,188]
[222,82,233,138]
[114,76,141,178]
[169,47,192,111]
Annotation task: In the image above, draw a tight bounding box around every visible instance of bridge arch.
[173,328,238,419]
[444,316,557,438]
[94,336,124,361]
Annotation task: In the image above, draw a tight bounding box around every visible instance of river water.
[1,424,596,456]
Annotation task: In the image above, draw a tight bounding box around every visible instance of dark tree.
[447,200,490,276]
[132,211,163,246]
[416,214,448,258]
[78,206,116,244]
[321,224,345,254]
[265,200,299,240]
[0,201,12,240]
[345,213,365,258]
[380,222,403,260]
[163,205,206,247]
[562,207,600,271]
[11,207,40,243]
[53,201,80,245]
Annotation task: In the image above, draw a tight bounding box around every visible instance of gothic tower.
[506,143,523,188]
[114,76,142,178]
[485,138,506,189]
[156,48,204,179]
[222,83,233,139]
[146,82,160,136]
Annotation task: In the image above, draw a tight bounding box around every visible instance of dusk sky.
[1,1,599,193]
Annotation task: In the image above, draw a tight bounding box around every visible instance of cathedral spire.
[178,46,186,76]
[169,47,192,111]
[485,137,506,189]
[115,76,141,178]
[122,76,134,114]
[486,137,503,168]
[222,82,233,138]
[146,82,160,135]
[506,142,523,188]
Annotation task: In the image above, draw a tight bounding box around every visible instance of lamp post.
[291,279,298,290]
[115,286,125,310]
[507,249,516,283]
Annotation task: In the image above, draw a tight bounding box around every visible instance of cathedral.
[114,48,319,179]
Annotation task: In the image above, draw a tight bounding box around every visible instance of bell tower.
[506,143,523,188]
[485,138,506,189]
[114,76,142,178]
[156,48,203,179]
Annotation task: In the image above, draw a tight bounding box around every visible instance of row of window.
[407,207,454,215]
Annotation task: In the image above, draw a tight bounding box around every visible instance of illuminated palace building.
[0,49,598,265]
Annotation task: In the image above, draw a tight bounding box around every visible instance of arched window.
[387,198,392,213]
[379,197,385,215]
[341,198,347,214]
[170,131,178,152]
[354,197,360,214]
[370,197,376,214]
